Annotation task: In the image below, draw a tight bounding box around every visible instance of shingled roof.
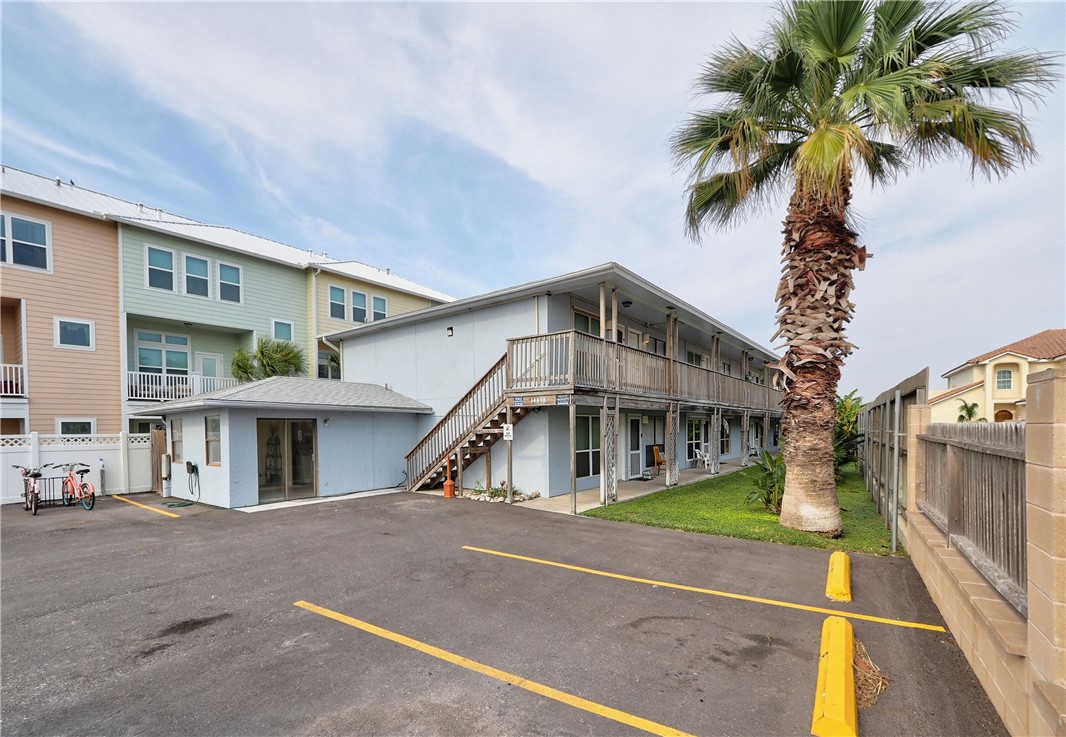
[967,329,1066,364]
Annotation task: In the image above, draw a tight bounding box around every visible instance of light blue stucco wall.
[165,407,422,508]
[120,225,308,363]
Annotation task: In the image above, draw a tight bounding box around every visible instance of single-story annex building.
[136,377,430,508]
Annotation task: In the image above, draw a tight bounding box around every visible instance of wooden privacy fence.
[918,422,1027,615]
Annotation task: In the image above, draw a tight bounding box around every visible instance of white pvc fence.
[0,432,153,505]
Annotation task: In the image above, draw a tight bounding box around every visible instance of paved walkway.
[419,458,753,514]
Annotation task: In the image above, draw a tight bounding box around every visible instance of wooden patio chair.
[652,445,668,476]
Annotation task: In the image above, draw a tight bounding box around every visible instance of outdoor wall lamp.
[447,327,454,337]
[621,300,633,309]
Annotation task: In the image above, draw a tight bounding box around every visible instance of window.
[54,318,95,350]
[574,312,601,337]
[721,361,731,376]
[57,418,96,435]
[996,369,1012,390]
[329,286,345,319]
[184,255,210,297]
[206,415,221,465]
[318,350,340,380]
[686,351,704,367]
[575,415,601,478]
[136,331,189,375]
[218,263,242,303]
[171,419,183,462]
[272,320,294,342]
[720,419,732,456]
[351,291,367,322]
[372,296,387,321]
[147,246,175,290]
[1,213,51,270]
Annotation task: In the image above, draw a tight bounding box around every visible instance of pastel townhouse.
[330,263,784,502]
[1,168,123,435]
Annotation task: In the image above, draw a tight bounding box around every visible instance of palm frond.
[910,97,1035,176]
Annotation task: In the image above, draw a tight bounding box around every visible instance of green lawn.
[583,465,903,556]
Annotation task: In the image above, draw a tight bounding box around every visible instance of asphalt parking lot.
[1,492,1006,736]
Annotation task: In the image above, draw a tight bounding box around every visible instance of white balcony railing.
[1,364,25,397]
[127,371,239,401]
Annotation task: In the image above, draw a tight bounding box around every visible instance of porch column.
[569,400,577,515]
[610,288,618,342]
[666,402,680,487]
[506,406,513,504]
[456,451,464,498]
[711,410,721,474]
[763,413,770,455]
[741,412,750,467]
[599,283,606,340]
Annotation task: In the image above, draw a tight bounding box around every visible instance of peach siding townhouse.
[0,181,122,434]
[928,328,1066,422]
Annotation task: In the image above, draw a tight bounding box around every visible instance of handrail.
[406,354,508,489]
[1,363,25,397]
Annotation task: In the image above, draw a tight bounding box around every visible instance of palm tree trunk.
[773,188,868,535]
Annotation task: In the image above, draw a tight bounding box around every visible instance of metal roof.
[327,262,782,363]
[1,165,454,303]
[130,377,433,415]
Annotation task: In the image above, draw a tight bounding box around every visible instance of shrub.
[747,451,785,514]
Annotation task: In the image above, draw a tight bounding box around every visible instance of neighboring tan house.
[307,261,452,381]
[330,263,783,500]
[929,328,1066,422]
[1,175,123,435]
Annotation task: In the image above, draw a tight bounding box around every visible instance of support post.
[506,406,513,504]
[456,451,464,498]
[485,441,492,493]
[891,389,901,554]
[569,400,577,515]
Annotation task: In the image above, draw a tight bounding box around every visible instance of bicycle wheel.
[30,492,38,516]
[81,484,95,510]
[62,480,74,506]
[23,489,30,511]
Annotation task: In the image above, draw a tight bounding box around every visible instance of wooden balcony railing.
[1,363,25,397]
[127,371,239,401]
[507,330,782,411]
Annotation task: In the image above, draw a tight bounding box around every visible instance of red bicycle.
[55,462,96,510]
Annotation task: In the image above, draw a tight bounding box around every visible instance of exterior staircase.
[405,354,529,491]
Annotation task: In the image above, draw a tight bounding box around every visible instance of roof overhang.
[132,399,433,416]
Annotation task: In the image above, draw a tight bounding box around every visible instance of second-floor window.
[574,312,601,337]
[996,369,1013,390]
[1,213,51,271]
[184,255,210,297]
[352,291,367,323]
[137,331,189,376]
[272,320,293,341]
[329,286,345,319]
[686,351,703,367]
[218,263,242,303]
[147,246,175,290]
[54,318,95,350]
[372,296,387,321]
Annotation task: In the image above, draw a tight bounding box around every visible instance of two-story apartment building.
[1,165,453,438]
[929,329,1066,422]
[330,263,783,502]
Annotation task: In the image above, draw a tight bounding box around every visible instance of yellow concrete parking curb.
[811,615,858,737]
[825,551,852,602]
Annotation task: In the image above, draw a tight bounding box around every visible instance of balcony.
[507,331,783,411]
[1,364,26,397]
[127,371,239,401]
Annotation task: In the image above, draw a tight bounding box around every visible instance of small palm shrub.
[747,451,785,514]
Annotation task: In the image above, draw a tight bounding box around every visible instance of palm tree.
[232,337,309,382]
[672,1,1055,535]
[956,399,985,422]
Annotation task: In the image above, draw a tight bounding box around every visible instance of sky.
[2,1,1063,400]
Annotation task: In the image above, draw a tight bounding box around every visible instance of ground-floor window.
[720,418,731,456]
[205,415,221,465]
[576,414,601,478]
[57,418,95,435]
[317,350,340,380]
[171,418,184,462]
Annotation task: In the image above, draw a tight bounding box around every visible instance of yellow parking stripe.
[111,494,181,518]
[463,545,946,633]
[294,600,696,737]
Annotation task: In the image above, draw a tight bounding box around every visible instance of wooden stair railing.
[406,354,512,491]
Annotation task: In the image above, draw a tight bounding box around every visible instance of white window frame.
[171,418,184,462]
[135,330,190,375]
[183,254,211,299]
[996,369,1013,390]
[53,317,96,351]
[145,244,176,292]
[573,311,601,337]
[1,212,53,273]
[575,414,601,479]
[272,319,294,342]
[56,417,97,435]
[217,262,243,304]
[372,295,387,321]
[351,290,367,323]
[205,415,222,465]
[328,285,346,320]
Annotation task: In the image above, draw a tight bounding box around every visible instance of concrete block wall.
[906,367,1066,736]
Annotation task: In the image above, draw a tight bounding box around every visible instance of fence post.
[945,443,961,549]
[906,405,930,511]
[29,431,40,470]
[1023,367,1066,737]
[120,430,130,495]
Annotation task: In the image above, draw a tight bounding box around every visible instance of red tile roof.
[929,381,984,404]
[967,329,1066,364]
